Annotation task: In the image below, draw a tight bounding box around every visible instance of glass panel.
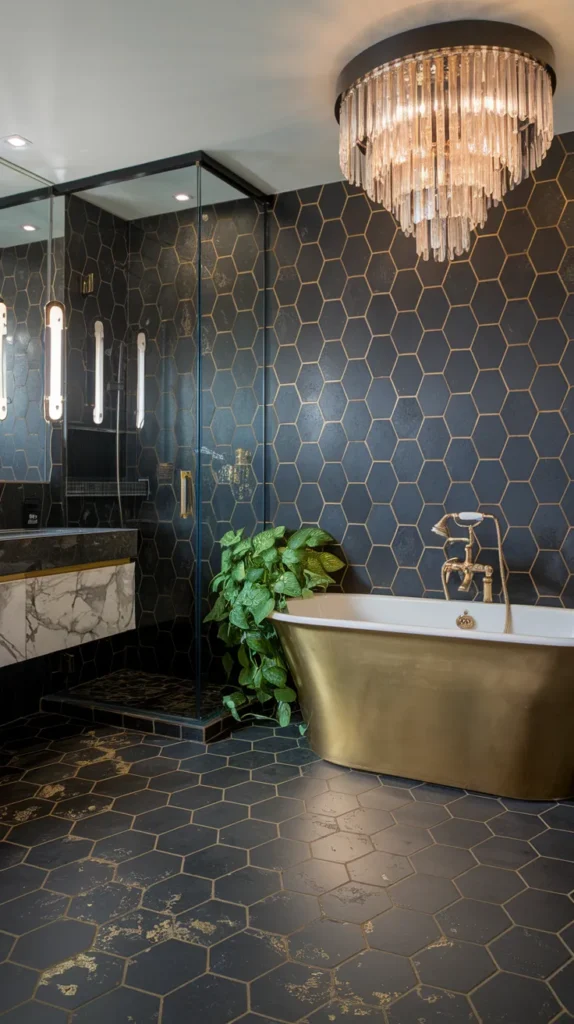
[46,161,264,728]
[0,194,64,482]
[196,165,266,717]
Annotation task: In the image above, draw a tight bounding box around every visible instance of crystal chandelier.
[336,21,556,261]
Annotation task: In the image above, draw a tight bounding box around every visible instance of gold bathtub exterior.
[274,620,574,800]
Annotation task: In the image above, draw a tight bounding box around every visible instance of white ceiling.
[1,0,573,197]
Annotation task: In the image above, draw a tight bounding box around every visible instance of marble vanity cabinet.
[0,528,137,667]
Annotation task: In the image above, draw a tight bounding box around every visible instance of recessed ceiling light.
[173,193,191,202]
[4,135,31,148]
[21,224,37,232]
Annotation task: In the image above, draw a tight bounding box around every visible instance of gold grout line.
[0,558,132,585]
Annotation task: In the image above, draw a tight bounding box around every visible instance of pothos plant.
[204,525,345,730]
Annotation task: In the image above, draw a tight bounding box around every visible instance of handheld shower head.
[431,514,452,539]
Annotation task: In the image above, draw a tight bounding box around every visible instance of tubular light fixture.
[21,224,37,232]
[93,320,104,424]
[335,20,556,260]
[136,331,146,429]
[173,193,191,201]
[46,301,64,421]
[0,302,7,422]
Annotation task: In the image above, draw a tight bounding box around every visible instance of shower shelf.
[66,480,149,498]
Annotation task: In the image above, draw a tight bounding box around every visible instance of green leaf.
[231,561,246,582]
[274,686,297,702]
[238,644,250,669]
[239,664,256,688]
[274,572,302,597]
[220,528,243,547]
[253,528,279,555]
[299,722,308,736]
[222,652,234,677]
[246,567,265,583]
[304,569,333,590]
[210,572,226,592]
[304,528,335,548]
[304,552,324,575]
[252,596,275,625]
[223,577,239,602]
[233,539,252,559]
[217,621,235,646]
[245,632,271,655]
[301,588,314,599]
[229,605,250,630]
[204,593,228,622]
[261,546,279,567]
[281,547,303,567]
[319,552,345,573]
[277,701,291,727]
[262,662,287,686]
[287,527,314,550]
[222,695,242,721]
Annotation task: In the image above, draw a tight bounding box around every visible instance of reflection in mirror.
[0,194,64,481]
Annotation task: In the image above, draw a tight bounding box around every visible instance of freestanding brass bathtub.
[272,594,574,800]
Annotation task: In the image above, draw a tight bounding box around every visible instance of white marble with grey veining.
[26,562,135,659]
[0,579,27,667]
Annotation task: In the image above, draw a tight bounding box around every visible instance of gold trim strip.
[0,558,131,585]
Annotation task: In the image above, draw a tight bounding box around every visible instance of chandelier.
[335,21,556,261]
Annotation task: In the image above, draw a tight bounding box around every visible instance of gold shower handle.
[180,469,195,519]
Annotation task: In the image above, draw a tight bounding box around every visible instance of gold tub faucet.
[432,512,494,602]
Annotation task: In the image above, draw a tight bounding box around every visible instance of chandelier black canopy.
[335,21,557,261]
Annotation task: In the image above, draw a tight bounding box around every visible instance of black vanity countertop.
[0,528,138,576]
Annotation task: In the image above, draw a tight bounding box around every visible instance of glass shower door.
[195,166,267,714]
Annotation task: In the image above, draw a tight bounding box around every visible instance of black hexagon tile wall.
[266,132,574,606]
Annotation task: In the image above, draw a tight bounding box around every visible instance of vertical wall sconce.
[0,302,7,422]
[93,320,104,424]
[136,331,146,429]
[46,301,64,422]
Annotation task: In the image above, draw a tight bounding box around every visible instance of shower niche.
[47,157,267,732]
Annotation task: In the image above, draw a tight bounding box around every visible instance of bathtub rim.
[271,593,574,648]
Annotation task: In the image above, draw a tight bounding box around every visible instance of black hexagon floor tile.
[388,986,478,1022]
[249,889,321,933]
[68,882,141,924]
[163,972,247,1024]
[334,948,416,1010]
[319,880,391,923]
[141,872,212,913]
[413,936,496,992]
[36,950,123,1010]
[210,928,287,980]
[95,908,172,956]
[69,985,161,1022]
[471,971,560,1023]
[175,900,247,945]
[250,962,330,1021]
[1,715,574,1024]
[367,906,439,955]
[126,937,207,993]
[289,918,365,966]
[491,924,571,978]
[0,961,38,1013]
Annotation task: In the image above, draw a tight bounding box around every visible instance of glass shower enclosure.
[51,156,267,730]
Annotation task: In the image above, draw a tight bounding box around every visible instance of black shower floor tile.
[0,711,572,1022]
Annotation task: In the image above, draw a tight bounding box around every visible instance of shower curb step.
[40,693,235,744]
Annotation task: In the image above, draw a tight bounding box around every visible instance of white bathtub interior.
[273,594,574,646]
